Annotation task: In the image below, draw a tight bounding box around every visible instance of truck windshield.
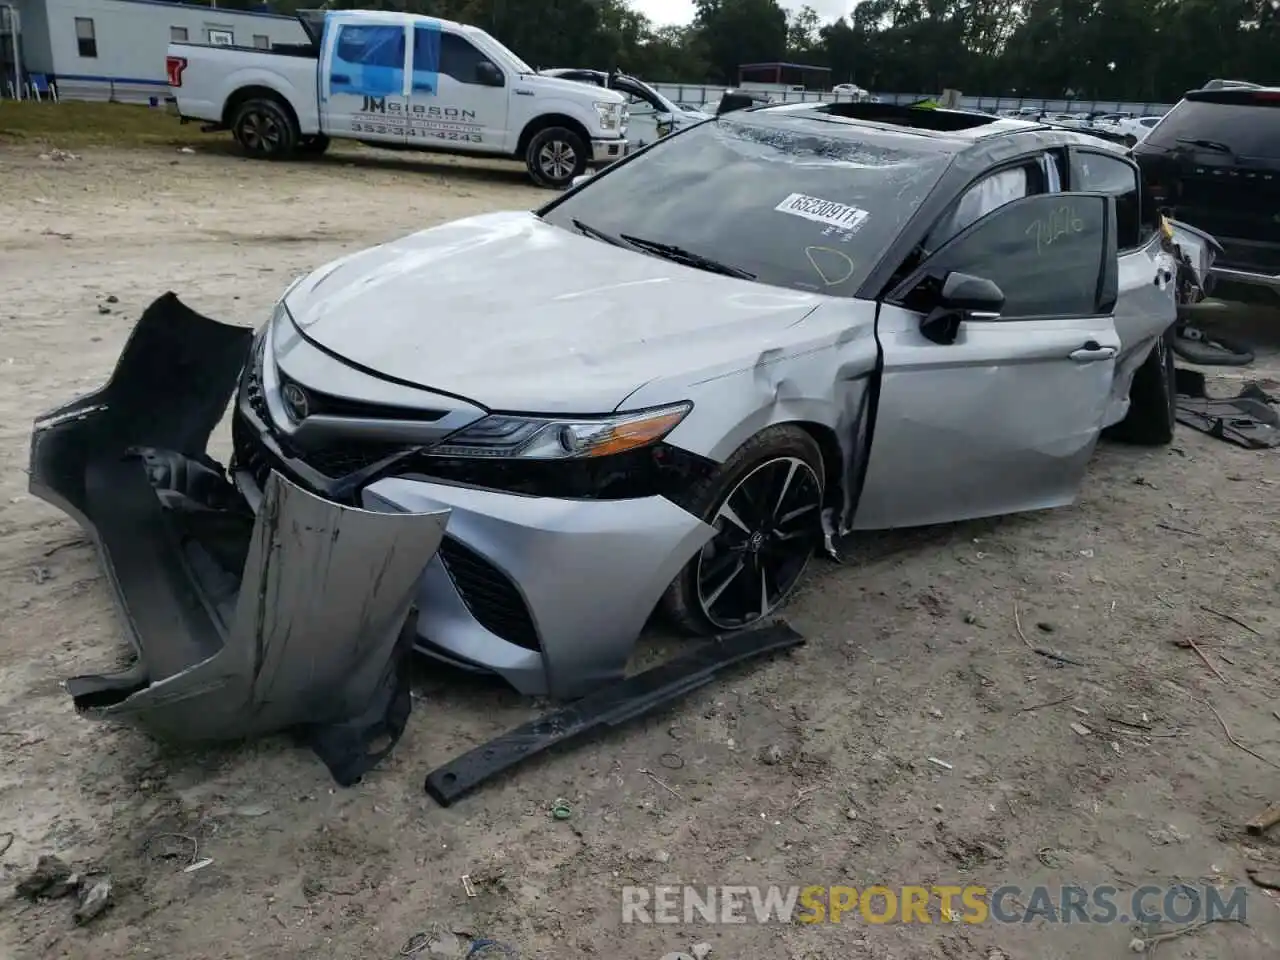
[541,114,952,295]
[473,28,533,74]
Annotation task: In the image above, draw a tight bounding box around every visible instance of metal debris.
[74,876,113,924]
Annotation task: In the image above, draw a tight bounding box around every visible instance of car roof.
[1185,83,1280,104]
[744,100,1127,159]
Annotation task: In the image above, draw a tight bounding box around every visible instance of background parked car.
[1132,81,1280,303]
[1112,115,1165,145]
[539,68,711,147]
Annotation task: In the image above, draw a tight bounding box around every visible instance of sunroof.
[813,101,999,132]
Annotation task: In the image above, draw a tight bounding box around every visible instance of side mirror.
[940,271,1004,315]
[570,173,593,189]
[716,89,769,116]
[476,61,504,87]
[919,272,1004,345]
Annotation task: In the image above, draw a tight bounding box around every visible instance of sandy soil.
[1,141,1279,960]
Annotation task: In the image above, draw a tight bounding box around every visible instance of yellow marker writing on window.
[804,246,856,286]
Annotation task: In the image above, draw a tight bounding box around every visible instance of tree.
[262,0,1280,98]
[787,5,823,61]
[693,0,789,83]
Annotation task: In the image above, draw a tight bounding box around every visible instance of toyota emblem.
[281,382,310,421]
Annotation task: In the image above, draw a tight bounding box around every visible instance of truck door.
[321,19,409,144]
[411,25,508,151]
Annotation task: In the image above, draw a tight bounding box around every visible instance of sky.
[632,0,855,28]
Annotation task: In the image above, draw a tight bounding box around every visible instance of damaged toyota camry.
[30,101,1217,779]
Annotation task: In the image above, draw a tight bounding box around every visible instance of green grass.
[0,101,218,148]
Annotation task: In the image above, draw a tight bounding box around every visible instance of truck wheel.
[661,425,825,635]
[298,134,330,157]
[232,98,298,160]
[1105,328,1177,445]
[526,127,587,189]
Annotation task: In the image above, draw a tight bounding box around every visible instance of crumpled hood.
[526,73,627,104]
[284,211,822,413]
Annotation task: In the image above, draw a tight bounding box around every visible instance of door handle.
[413,82,434,92]
[1154,269,1173,286]
[330,73,351,84]
[1070,341,1118,362]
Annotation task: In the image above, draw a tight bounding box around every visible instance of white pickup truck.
[165,9,630,188]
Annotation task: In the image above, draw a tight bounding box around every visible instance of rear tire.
[662,426,825,635]
[232,97,299,160]
[526,126,588,189]
[1106,328,1177,445]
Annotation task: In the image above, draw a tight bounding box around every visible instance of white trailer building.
[1,0,307,102]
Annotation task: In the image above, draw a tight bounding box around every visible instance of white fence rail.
[3,72,1176,117]
[650,83,1175,117]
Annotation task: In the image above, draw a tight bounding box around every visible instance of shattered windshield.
[542,114,953,295]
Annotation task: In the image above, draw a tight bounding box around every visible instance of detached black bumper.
[28,294,448,783]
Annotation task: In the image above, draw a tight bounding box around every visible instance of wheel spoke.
[772,460,799,517]
[700,544,741,582]
[776,501,818,530]
[716,501,751,533]
[703,556,746,608]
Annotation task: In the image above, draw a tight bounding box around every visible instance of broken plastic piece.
[1174,368,1280,449]
[27,293,449,784]
[424,621,805,806]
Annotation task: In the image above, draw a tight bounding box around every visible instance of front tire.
[662,426,825,634]
[526,126,588,189]
[232,97,298,160]
[1107,328,1177,445]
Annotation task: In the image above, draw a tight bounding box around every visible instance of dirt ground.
[1,140,1279,960]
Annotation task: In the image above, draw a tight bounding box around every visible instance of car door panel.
[856,192,1121,531]
[1106,240,1176,423]
[417,29,509,150]
[856,307,1119,529]
[322,21,408,144]
[1067,149,1177,423]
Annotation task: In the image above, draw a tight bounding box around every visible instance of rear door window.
[1070,152,1149,249]
[1145,99,1280,158]
[331,24,405,97]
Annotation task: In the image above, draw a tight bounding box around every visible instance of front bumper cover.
[27,294,448,784]
[589,137,630,164]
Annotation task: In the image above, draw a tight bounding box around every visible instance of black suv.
[1132,81,1280,301]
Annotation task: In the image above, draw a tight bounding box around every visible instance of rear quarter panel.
[170,44,320,134]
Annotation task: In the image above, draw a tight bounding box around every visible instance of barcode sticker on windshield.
[775,193,870,232]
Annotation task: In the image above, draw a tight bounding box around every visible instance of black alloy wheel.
[695,455,823,630]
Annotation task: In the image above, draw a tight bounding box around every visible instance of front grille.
[438,537,541,651]
[236,361,411,482]
[231,410,282,493]
[277,371,448,422]
[244,354,270,423]
[301,443,411,477]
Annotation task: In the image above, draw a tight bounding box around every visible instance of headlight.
[430,402,691,460]
[594,100,622,131]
